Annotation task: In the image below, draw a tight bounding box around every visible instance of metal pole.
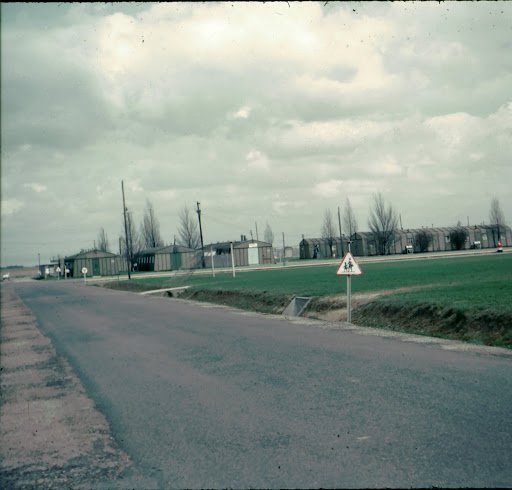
[211,246,215,278]
[346,275,351,323]
[196,202,205,268]
[282,232,286,266]
[230,241,236,278]
[121,180,131,280]
[338,204,342,237]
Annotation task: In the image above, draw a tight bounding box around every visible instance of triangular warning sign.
[336,252,362,276]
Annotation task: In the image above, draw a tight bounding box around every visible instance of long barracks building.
[300,224,511,259]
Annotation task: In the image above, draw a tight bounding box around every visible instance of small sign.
[81,267,88,274]
[56,267,62,273]
[336,252,362,276]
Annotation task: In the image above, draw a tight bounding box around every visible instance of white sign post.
[230,242,236,278]
[56,266,62,280]
[210,246,216,278]
[336,252,362,323]
[81,267,88,283]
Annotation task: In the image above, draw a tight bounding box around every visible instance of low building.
[204,240,274,268]
[135,245,201,272]
[64,250,128,278]
[299,238,347,260]
[301,225,512,258]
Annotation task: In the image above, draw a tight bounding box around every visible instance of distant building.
[299,237,348,260]
[301,225,512,258]
[204,240,274,268]
[64,249,128,277]
[135,245,201,272]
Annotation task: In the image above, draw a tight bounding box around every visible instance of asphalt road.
[12,281,512,489]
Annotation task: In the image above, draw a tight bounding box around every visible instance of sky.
[1,2,511,266]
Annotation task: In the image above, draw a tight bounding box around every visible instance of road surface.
[7,280,512,488]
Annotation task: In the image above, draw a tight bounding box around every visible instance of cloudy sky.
[1,2,511,266]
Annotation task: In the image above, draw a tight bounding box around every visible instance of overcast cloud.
[1,2,511,266]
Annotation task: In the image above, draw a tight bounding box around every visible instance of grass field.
[105,253,511,300]
[101,253,512,348]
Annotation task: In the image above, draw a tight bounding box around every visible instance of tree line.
[95,194,506,262]
[95,201,203,263]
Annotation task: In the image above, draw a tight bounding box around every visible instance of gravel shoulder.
[0,285,134,489]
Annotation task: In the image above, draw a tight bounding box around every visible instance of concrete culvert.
[282,296,312,317]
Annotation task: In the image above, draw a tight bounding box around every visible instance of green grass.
[104,253,512,299]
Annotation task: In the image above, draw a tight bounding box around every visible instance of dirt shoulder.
[0,285,132,489]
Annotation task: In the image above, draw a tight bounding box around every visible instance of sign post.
[336,252,362,323]
[56,266,61,280]
[81,267,88,284]
[230,242,236,278]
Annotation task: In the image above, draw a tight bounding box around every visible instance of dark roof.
[205,240,272,250]
[65,250,119,260]
[300,237,347,245]
[137,244,196,255]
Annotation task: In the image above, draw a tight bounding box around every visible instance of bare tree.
[321,209,336,257]
[263,222,274,245]
[368,193,399,255]
[414,229,432,253]
[489,197,506,246]
[140,200,163,249]
[449,222,468,251]
[343,197,358,239]
[97,227,110,252]
[178,206,200,249]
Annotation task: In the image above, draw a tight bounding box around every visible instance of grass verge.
[352,281,512,348]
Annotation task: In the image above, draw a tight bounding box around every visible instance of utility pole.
[282,232,286,266]
[121,180,131,280]
[338,206,342,240]
[255,222,259,241]
[338,206,343,256]
[196,202,205,268]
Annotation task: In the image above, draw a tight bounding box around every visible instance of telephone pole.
[282,232,286,266]
[338,206,343,256]
[337,206,342,239]
[196,202,205,268]
[121,180,131,280]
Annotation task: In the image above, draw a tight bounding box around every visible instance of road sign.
[81,267,88,274]
[336,252,362,276]
[56,267,61,273]
[336,252,362,324]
